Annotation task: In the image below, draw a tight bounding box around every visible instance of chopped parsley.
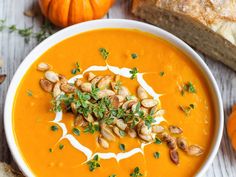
[129,67,139,80]
[50,125,58,131]
[130,167,143,177]
[99,48,109,60]
[131,53,138,59]
[59,144,64,150]
[72,127,80,136]
[153,152,160,159]
[119,144,126,151]
[49,148,53,153]
[87,155,100,172]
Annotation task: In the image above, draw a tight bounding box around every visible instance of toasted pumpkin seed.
[126,128,137,138]
[84,114,94,123]
[122,100,137,110]
[58,74,68,84]
[118,86,130,98]
[97,89,115,99]
[81,82,92,92]
[169,125,183,134]
[177,137,188,152]
[138,133,153,142]
[97,75,112,89]
[113,126,122,138]
[169,149,179,165]
[141,99,158,108]
[75,79,83,87]
[71,102,77,114]
[137,86,148,99]
[187,145,204,156]
[98,137,109,149]
[60,84,75,93]
[152,125,165,133]
[74,115,88,127]
[116,95,125,102]
[45,71,59,83]
[109,95,119,109]
[91,76,103,85]
[87,72,96,81]
[115,119,127,130]
[53,82,61,97]
[39,79,53,92]
[100,125,116,141]
[37,62,51,72]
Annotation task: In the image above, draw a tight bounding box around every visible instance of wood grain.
[0,0,236,176]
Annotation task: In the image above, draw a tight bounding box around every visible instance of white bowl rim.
[4,19,224,177]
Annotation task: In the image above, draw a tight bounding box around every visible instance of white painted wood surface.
[0,0,236,176]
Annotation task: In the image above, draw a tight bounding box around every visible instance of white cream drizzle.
[51,63,166,163]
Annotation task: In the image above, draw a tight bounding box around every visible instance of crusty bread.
[132,0,236,71]
[0,162,23,177]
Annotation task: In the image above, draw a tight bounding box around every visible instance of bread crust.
[132,0,236,71]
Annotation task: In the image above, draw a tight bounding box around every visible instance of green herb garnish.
[50,125,58,132]
[179,104,195,115]
[0,19,54,43]
[119,130,126,137]
[159,71,165,76]
[131,53,138,59]
[130,167,143,177]
[99,48,109,60]
[154,138,162,144]
[129,67,139,80]
[49,148,53,153]
[84,123,99,134]
[181,82,196,95]
[87,155,100,172]
[153,152,160,159]
[119,144,126,151]
[114,81,122,90]
[91,84,100,100]
[27,90,33,96]
[59,144,64,150]
[71,62,81,74]
[109,174,117,177]
[72,127,80,136]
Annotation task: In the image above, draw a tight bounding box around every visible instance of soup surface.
[13,28,214,177]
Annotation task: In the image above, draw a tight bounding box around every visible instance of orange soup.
[13,29,214,177]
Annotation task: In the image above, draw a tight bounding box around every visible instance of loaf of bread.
[132,0,236,71]
[0,162,23,177]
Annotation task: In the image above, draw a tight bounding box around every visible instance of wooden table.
[0,1,236,177]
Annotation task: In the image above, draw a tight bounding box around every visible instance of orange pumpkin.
[38,0,115,27]
[227,104,236,150]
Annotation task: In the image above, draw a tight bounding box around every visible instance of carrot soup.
[13,29,214,177]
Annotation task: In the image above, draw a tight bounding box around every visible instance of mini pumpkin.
[38,0,115,27]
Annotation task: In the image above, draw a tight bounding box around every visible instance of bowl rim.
[4,19,224,177]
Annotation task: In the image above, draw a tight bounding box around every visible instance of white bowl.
[4,19,224,177]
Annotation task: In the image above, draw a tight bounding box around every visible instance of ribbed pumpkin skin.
[38,0,115,27]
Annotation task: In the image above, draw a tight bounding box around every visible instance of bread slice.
[0,162,23,177]
[132,0,236,71]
